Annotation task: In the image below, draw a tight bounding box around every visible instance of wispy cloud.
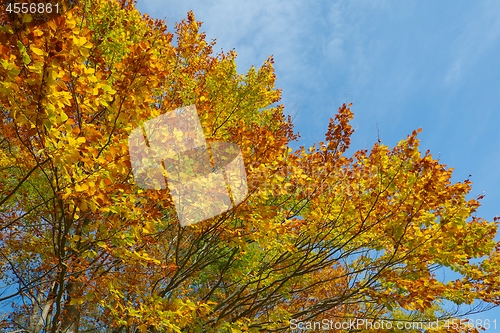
[442,1,500,87]
[135,0,365,144]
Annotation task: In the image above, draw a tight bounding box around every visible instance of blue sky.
[136,0,500,329]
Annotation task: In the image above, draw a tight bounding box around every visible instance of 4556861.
[4,2,60,14]
[0,1,78,30]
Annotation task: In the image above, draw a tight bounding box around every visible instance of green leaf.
[22,53,31,65]
[16,41,26,53]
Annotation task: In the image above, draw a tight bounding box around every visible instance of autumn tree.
[1,0,499,332]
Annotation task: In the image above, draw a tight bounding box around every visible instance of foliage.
[0,0,499,332]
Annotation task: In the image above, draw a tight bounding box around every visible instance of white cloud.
[135,0,356,127]
[444,58,462,85]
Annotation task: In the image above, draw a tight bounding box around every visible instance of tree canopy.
[0,0,499,332]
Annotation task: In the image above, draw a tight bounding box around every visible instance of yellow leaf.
[73,36,87,47]
[89,201,98,213]
[80,200,88,211]
[75,183,89,192]
[96,241,108,249]
[60,112,69,122]
[30,45,44,56]
[69,297,86,305]
[22,14,32,23]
